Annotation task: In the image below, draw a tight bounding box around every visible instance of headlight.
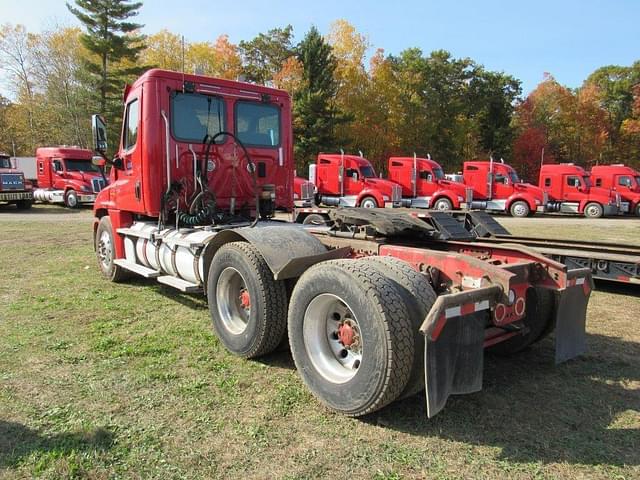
[81,185,91,192]
[382,195,389,201]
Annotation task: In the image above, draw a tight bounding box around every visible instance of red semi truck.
[0,152,33,209]
[539,164,622,218]
[89,68,592,418]
[31,147,106,208]
[590,164,640,217]
[462,159,547,217]
[387,155,469,210]
[306,152,402,208]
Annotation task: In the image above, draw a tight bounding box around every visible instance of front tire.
[634,203,640,217]
[359,196,378,209]
[288,260,414,416]
[584,202,603,218]
[208,242,287,358]
[64,189,79,208]
[509,200,530,217]
[302,213,330,226]
[432,197,453,211]
[95,216,130,282]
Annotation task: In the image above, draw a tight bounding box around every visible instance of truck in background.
[462,159,547,217]
[305,152,402,209]
[0,152,33,209]
[30,147,106,208]
[539,164,622,218]
[590,164,640,217]
[387,155,469,210]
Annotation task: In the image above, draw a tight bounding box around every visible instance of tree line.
[0,0,638,182]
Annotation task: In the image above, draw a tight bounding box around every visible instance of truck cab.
[387,156,468,210]
[33,147,106,208]
[309,153,401,208]
[462,160,546,217]
[0,152,33,209]
[590,164,640,217]
[539,164,621,218]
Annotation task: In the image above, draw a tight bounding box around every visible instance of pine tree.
[293,26,343,170]
[66,0,145,121]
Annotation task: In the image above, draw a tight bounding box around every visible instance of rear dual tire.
[288,259,415,416]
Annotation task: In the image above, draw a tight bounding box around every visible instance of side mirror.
[92,114,108,153]
[352,172,358,181]
[92,156,106,168]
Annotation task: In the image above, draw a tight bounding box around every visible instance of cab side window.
[123,98,139,151]
[618,176,632,187]
[595,178,602,187]
[567,176,580,188]
[346,168,359,180]
[495,174,507,184]
[53,159,63,172]
[544,177,552,187]
[419,171,433,181]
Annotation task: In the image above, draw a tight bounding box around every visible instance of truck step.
[157,275,201,293]
[113,259,161,278]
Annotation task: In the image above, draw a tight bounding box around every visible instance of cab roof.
[36,147,93,159]
[591,164,639,175]
[317,153,373,168]
[389,156,442,169]
[464,160,516,172]
[132,68,290,99]
[540,163,587,175]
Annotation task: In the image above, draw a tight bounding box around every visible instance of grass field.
[0,208,639,479]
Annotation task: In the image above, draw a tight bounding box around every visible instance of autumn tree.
[239,25,294,84]
[293,26,343,170]
[141,29,183,71]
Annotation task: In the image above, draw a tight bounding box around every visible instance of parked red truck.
[89,68,592,419]
[590,164,640,217]
[0,152,33,209]
[387,155,469,210]
[462,159,547,217]
[31,146,106,208]
[305,152,402,208]
[539,164,621,218]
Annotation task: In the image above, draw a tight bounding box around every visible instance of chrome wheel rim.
[67,192,77,207]
[434,200,450,211]
[216,267,250,335]
[303,293,363,384]
[586,205,600,217]
[97,230,112,269]
[512,203,527,217]
[361,198,376,208]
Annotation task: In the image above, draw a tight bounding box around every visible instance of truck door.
[116,87,144,211]
[492,166,512,199]
[51,158,65,189]
[344,160,361,196]
[418,167,434,196]
[563,175,583,202]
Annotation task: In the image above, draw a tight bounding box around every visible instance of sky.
[1,0,639,96]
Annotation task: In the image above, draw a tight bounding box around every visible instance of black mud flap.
[554,270,593,364]
[424,313,486,418]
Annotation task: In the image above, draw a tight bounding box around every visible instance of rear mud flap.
[554,270,593,364]
[425,313,485,418]
[419,285,502,418]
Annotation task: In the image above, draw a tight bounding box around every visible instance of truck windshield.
[172,92,225,143]
[636,176,640,188]
[0,157,10,169]
[433,167,445,180]
[360,166,376,178]
[65,159,99,172]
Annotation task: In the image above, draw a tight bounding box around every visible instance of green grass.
[0,210,638,479]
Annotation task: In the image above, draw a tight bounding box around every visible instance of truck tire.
[64,189,79,208]
[302,213,330,226]
[95,216,131,282]
[635,203,640,217]
[15,199,33,210]
[359,196,378,208]
[208,241,287,359]
[288,260,414,416]
[488,287,555,356]
[361,256,437,398]
[432,197,453,211]
[509,200,530,218]
[584,202,603,218]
